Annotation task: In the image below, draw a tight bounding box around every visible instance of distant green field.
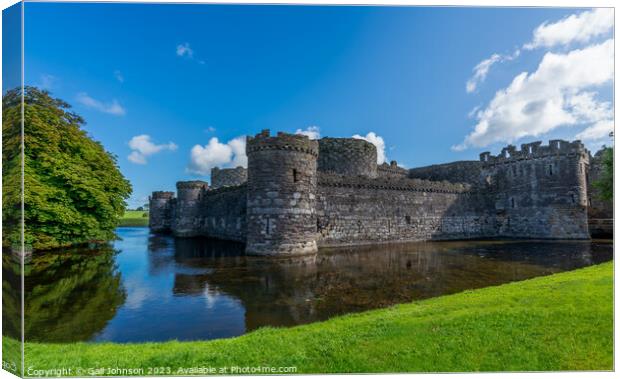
[119,210,149,227]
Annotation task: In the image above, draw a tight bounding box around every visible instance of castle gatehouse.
[149,129,610,255]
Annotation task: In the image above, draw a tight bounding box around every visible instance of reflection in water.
[18,245,126,342]
[2,254,22,340]
[20,227,612,343]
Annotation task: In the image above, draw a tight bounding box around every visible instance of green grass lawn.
[5,262,613,375]
[119,210,149,227]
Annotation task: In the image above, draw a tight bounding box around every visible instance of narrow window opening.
[405,215,411,225]
[548,165,553,176]
[571,194,576,204]
[511,197,516,208]
[265,218,271,235]
[316,218,320,232]
[293,169,299,182]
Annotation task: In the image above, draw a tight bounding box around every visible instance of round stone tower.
[173,180,208,237]
[149,191,175,233]
[211,166,248,189]
[246,129,319,255]
[318,137,378,178]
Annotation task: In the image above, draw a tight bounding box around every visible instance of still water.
[13,227,613,343]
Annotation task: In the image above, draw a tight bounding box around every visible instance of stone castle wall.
[200,184,247,242]
[211,166,247,189]
[315,173,495,246]
[149,132,599,256]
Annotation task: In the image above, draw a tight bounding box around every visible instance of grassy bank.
[119,210,149,227]
[8,262,613,375]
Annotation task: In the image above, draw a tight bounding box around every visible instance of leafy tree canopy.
[593,146,613,202]
[2,86,132,251]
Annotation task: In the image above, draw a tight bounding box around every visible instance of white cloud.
[466,48,521,93]
[114,70,124,83]
[76,92,126,116]
[467,105,481,119]
[524,8,614,50]
[128,134,177,164]
[352,132,387,164]
[454,39,614,151]
[295,126,321,139]
[466,54,502,93]
[187,136,247,175]
[176,42,194,58]
[204,126,216,133]
[576,120,614,142]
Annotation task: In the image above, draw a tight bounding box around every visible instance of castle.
[149,129,612,255]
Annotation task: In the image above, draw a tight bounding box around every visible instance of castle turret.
[172,180,208,237]
[318,137,378,178]
[211,166,248,189]
[245,130,319,255]
[149,191,175,233]
[480,139,590,239]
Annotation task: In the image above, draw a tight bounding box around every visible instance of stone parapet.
[480,139,589,166]
[247,129,319,157]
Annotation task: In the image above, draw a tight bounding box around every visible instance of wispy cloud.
[76,92,126,116]
[188,136,247,175]
[176,42,206,65]
[128,135,178,164]
[524,8,614,50]
[466,54,502,93]
[176,42,194,58]
[114,70,124,83]
[36,74,57,90]
[466,49,520,93]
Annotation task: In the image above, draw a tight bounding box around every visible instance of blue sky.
[11,4,614,208]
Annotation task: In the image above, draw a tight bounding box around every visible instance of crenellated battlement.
[246,129,319,157]
[176,180,209,189]
[480,139,589,165]
[377,160,408,178]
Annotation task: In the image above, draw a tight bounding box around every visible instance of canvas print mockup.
[2,2,614,377]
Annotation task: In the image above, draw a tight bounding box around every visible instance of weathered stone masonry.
[150,130,611,255]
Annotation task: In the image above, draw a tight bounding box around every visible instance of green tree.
[593,147,613,202]
[2,87,132,251]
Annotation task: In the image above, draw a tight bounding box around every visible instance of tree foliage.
[2,86,132,251]
[593,147,613,202]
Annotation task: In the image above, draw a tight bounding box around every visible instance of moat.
[13,227,612,343]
